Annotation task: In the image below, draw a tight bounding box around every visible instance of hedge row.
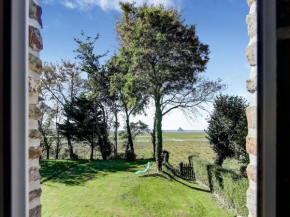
[189,156,249,217]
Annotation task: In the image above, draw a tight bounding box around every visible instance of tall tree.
[206,94,249,166]
[74,31,112,160]
[42,60,84,159]
[116,3,224,171]
[108,54,149,155]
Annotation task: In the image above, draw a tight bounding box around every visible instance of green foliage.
[189,156,248,216]
[205,94,249,165]
[116,2,224,171]
[119,120,150,141]
[58,94,112,160]
[119,120,149,160]
[107,54,149,154]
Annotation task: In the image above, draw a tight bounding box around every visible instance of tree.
[116,3,224,171]
[108,54,149,155]
[38,96,55,159]
[205,94,249,166]
[74,31,112,160]
[61,94,112,160]
[119,120,150,159]
[42,60,84,159]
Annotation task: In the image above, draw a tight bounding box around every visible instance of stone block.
[29,188,42,203]
[29,129,42,139]
[246,77,257,93]
[29,53,42,74]
[29,0,42,28]
[29,77,41,94]
[246,106,257,129]
[29,147,42,159]
[29,205,41,217]
[29,92,39,105]
[247,164,257,182]
[247,188,257,216]
[246,136,257,156]
[246,41,257,66]
[29,26,43,51]
[246,13,257,38]
[29,105,42,120]
[29,168,41,182]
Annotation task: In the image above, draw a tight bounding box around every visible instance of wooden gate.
[179,163,195,181]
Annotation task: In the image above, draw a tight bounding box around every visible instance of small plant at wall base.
[205,94,249,166]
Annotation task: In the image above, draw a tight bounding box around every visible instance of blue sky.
[41,0,251,130]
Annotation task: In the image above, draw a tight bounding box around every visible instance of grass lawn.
[41,160,234,217]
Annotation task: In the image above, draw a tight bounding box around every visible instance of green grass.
[132,132,244,172]
[40,160,81,180]
[41,160,235,217]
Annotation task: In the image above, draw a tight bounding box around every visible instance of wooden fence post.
[179,162,184,178]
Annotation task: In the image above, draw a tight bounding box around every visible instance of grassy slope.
[41,160,234,217]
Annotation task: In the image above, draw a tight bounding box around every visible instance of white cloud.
[62,1,77,9]
[43,0,55,4]
[52,0,181,12]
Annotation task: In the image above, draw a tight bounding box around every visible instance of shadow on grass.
[138,173,168,179]
[163,171,211,193]
[41,159,150,186]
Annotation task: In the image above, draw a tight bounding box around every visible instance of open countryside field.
[126,132,243,172]
[48,132,244,174]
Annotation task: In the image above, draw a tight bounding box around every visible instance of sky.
[41,0,251,131]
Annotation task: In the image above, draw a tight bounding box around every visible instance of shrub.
[124,150,137,161]
[189,156,249,216]
[205,94,249,166]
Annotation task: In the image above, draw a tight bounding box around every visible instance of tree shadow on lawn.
[42,159,151,186]
[161,171,211,193]
[137,171,210,193]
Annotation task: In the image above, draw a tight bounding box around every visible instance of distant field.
[129,132,243,172]
[45,132,244,173]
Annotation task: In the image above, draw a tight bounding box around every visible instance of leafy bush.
[189,156,248,216]
[205,94,249,165]
[124,150,137,161]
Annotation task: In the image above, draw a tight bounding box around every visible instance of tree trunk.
[125,107,134,154]
[55,130,60,159]
[100,104,108,160]
[43,136,50,159]
[90,144,94,160]
[67,135,74,159]
[215,155,225,166]
[151,116,157,160]
[114,109,118,157]
[55,105,60,159]
[45,143,50,159]
[155,96,163,172]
